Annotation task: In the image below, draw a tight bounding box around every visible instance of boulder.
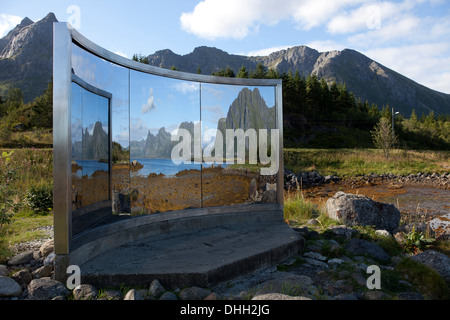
[326,191,400,232]
[344,238,391,263]
[411,250,450,283]
[124,289,144,300]
[8,251,34,266]
[73,284,98,300]
[11,269,32,286]
[27,277,69,300]
[179,287,211,300]
[149,279,165,298]
[0,276,22,297]
[0,265,8,277]
[39,239,54,257]
[427,214,450,240]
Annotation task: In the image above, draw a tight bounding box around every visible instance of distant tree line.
[207,63,450,150]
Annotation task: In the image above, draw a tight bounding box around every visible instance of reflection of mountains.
[130,87,275,159]
[72,121,109,160]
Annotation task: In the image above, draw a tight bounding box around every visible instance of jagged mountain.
[0,13,56,102]
[146,45,450,117]
[224,87,275,131]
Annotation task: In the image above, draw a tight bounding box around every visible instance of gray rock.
[328,258,344,267]
[0,276,22,297]
[27,277,69,300]
[364,290,385,300]
[332,293,359,300]
[0,264,9,277]
[31,265,52,279]
[73,284,98,300]
[255,273,316,298]
[428,213,450,239]
[39,239,54,257]
[179,287,211,300]
[252,293,311,300]
[303,252,327,262]
[303,258,329,269]
[43,252,55,266]
[97,289,123,300]
[0,265,8,277]
[411,250,450,282]
[149,279,165,297]
[159,291,178,300]
[325,225,356,241]
[11,269,32,286]
[345,238,391,263]
[124,289,144,300]
[326,191,400,232]
[8,251,34,266]
[396,292,424,300]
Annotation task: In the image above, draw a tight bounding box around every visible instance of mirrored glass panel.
[201,84,278,207]
[129,70,201,214]
[71,43,130,214]
[71,81,110,208]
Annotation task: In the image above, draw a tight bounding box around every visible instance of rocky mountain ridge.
[0,13,56,103]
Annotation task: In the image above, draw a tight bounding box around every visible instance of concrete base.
[79,221,304,289]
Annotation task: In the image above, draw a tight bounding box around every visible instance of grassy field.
[284,148,450,177]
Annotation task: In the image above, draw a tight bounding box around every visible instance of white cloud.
[363,43,450,93]
[180,0,295,40]
[172,81,199,94]
[0,14,22,37]
[142,88,156,114]
[246,45,294,57]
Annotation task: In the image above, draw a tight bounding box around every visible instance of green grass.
[283,191,320,223]
[0,148,53,262]
[284,148,450,177]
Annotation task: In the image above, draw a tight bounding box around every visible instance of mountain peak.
[20,17,34,27]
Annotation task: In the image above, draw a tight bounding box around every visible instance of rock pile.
[284,169,340,190]
[283,170,450,190]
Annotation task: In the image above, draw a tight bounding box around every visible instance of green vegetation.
[0,83,53,148]
[0,148,53,262]
[284,148,449,177]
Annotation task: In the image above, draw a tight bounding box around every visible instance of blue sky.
[1,0,450,94]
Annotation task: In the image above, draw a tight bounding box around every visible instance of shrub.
[25,182,53,214]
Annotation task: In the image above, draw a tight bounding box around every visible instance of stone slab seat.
[71,205,304,289]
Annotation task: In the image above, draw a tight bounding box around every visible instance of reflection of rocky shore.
[111,164,277,215]
[72,170,109,210]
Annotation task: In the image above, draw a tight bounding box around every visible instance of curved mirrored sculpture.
[52,22,284,280]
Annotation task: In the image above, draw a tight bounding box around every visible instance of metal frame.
[53,22,284,257]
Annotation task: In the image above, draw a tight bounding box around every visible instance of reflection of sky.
[72,44,129,148]
[130,70,200,141]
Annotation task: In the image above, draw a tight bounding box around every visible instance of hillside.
[0,13,56,103]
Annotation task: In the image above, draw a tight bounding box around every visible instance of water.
[130,158,228,177]
[74,160,109,177]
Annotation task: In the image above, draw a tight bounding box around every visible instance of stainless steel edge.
[53,22,72,254]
